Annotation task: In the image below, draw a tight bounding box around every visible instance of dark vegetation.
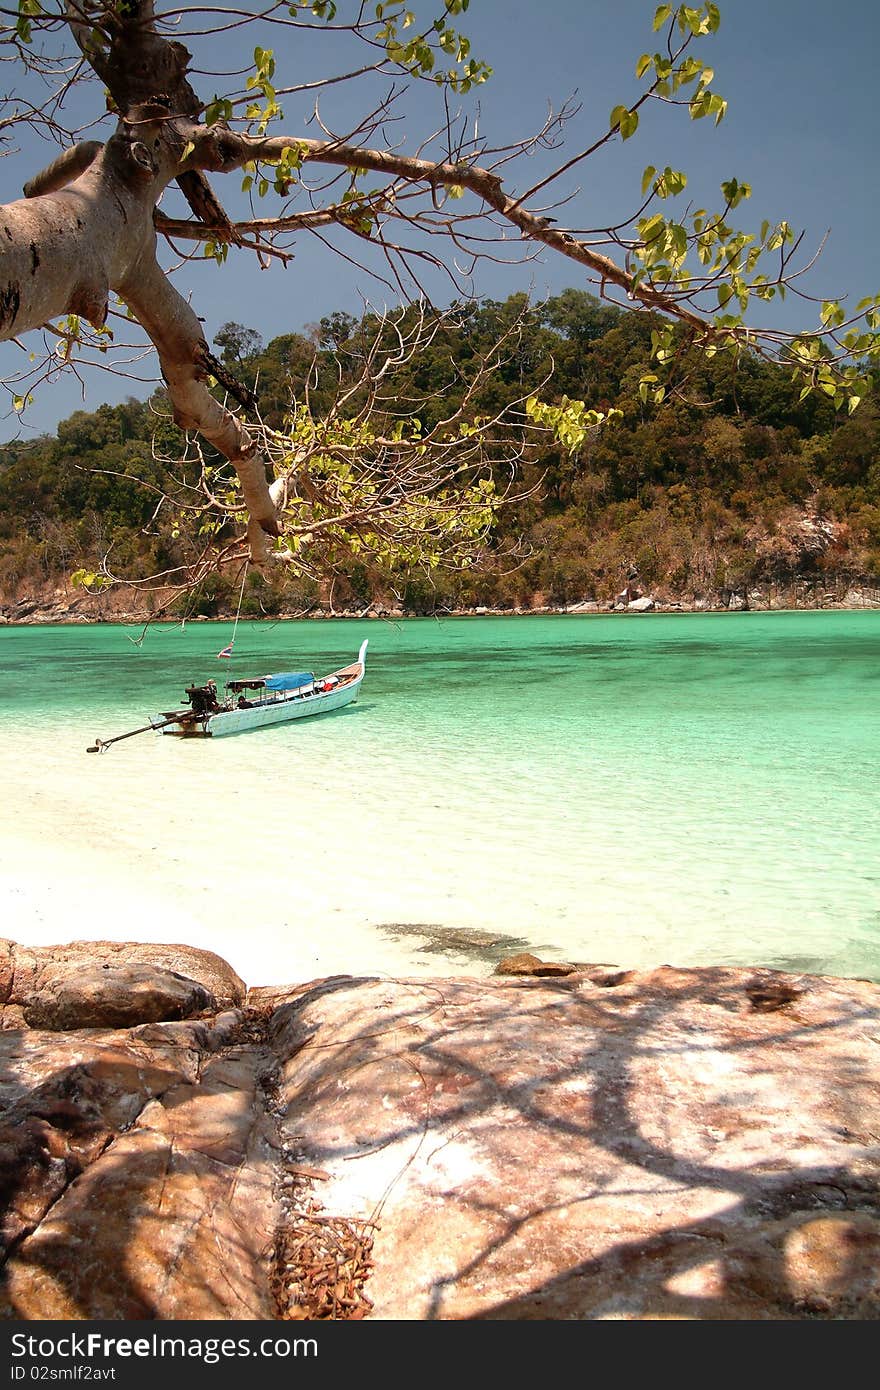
[1,290,877,616]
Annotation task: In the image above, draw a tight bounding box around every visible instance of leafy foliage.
[1,291,877,612]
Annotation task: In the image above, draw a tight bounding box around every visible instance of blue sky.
[1,0,877,439]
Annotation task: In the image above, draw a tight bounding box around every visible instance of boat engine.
[184,681,220,717]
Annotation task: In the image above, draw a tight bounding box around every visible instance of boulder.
[1,942,878,1321]
[494,953,578,977]
[0,1013,280,1318]
[270,967,880,1320]
[627,595,655,612]
[0,941,14,1008]
[844,588,880,608]
[22,963,215,1031]
[3,939,245,1013]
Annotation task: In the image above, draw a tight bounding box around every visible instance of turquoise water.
[1,611,878,985]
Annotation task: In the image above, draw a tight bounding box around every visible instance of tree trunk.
[0,115,280,565]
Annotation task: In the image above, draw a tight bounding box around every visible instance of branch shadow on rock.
[268,968,880,1320]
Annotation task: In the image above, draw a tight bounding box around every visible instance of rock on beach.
[1,939,878,1320]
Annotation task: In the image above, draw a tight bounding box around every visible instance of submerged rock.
[1,939,878,1320]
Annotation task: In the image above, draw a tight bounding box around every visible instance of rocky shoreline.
[2,937,878,1320]
[3,581,880,626]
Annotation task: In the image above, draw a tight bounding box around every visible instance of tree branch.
[117,248,279,564]
[185,129,711,335]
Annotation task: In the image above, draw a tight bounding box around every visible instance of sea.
[1,609,878,987]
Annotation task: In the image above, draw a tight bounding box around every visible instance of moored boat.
[156,638,369,738]
[86,640,368,752]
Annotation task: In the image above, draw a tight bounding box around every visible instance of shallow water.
[1,610,878,985]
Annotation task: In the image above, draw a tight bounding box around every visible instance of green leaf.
[620,108,639,140]
[609,104,628,131]
[641,165,657,196]
[820,299,845,328]
[653,4,672,30]
[639,213,666,243]
[721,177,751,207]
[680,6,706,35]
[689,91,710,119]
[15,0,41,44]
[205,95,233,126]
[636,53,652,79]
[655,166,687,198]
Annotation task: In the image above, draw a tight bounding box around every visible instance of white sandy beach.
[1,707,567,985]
[1,769,489,988]
[0,827,446,985]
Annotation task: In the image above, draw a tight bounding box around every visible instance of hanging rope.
[217,561,248,659]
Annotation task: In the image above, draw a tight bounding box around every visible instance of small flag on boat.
[217,643,234,659]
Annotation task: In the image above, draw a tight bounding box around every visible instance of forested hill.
[1,289,878,620]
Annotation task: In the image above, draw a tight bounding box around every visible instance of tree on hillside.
[0,1,877,588]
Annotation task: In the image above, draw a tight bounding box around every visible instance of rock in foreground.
[1,939,878,1320]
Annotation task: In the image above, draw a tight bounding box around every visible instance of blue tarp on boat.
[264,671,314,691]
